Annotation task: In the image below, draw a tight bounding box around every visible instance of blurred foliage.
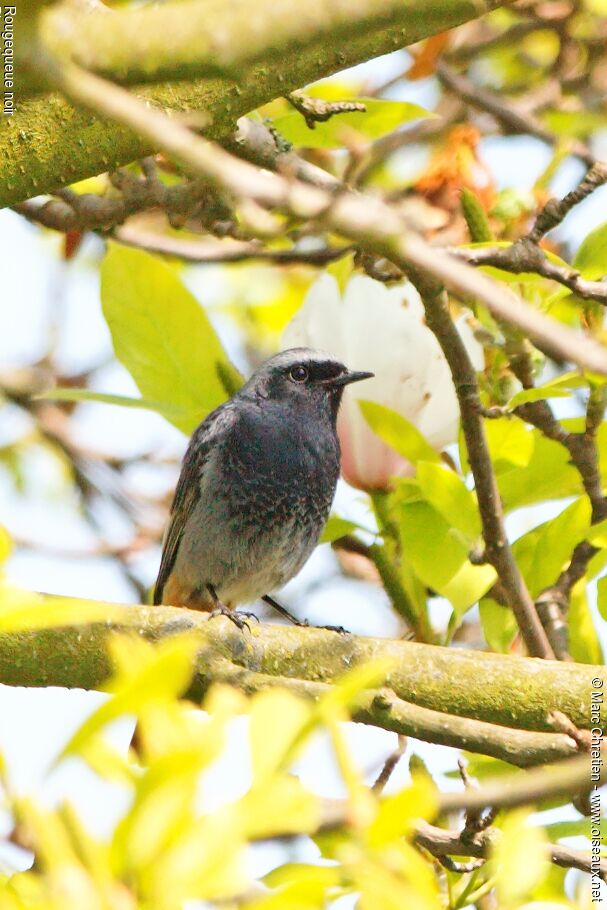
[0,614,594,910]
[2,0,607,903]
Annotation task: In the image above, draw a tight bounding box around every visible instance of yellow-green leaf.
[100,243,242,434]
[250,690,312,781]
[491,810,549,902]
[441,560,497,616]
[573,221,607,279]
[37,387,192,423]
[484,417,534,468]
[398,501,467,590]
[512,498,591,596]
[359,401,439,465]
[320,515,366,544]
[480,597,518,653]
[416,461,481,545]
[268,98,432,149]
[62,634,200,757]
[569,579,603,664]
[367,777,437,847]
[0,585,122,632]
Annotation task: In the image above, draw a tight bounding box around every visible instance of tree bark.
[0,602,598,765]
[1,0,508,205]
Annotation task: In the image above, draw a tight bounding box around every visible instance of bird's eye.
[289,364,309,383]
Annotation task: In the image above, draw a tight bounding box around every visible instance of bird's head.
[240,348,373,422]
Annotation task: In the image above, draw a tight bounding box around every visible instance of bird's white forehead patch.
[269,347,345,370]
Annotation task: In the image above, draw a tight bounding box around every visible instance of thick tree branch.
[0,0,507,206]
[0,603,600,735]
[41,0,507,88]
[209,657,577,766]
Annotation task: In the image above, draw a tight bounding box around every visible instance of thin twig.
[456,242,607,307]
[114,225,353,265]
[372,735,407,793]
[415,820,605,879]
[436,59,595,167]
[527,161,607,243]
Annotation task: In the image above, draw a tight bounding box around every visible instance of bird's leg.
[207,584,259,632]
[262,594,349,634]
[262,594,307,626]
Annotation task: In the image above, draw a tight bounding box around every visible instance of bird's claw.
[319,623,349,634]
[296,618,349,633]
[209,604,258,632]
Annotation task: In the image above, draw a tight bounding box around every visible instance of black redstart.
[154,348,373,628]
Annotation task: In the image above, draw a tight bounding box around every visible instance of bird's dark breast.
[222,404,340,530]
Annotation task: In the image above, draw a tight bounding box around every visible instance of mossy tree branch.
[40,0,504,86]
[1,0,507,205]
[0,603,600,766]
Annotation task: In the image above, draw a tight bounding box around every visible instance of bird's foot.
[283,616,349,634]
[209,604,258,632]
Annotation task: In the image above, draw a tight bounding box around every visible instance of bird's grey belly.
[173,471,333,605]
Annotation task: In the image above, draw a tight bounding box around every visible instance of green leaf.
[37,387,193,423]
[587,517,607,547]
[573,221,607,279]
[100,244,243,434]
[541,109,607,139]
[399,501,467,590]
[396,494,494,614]
[598,576,607,621]
[484,417,534,469]
[359,400,439,465]
[460,187,493,242]
[249,690,312,781]
[507,370,604,411]
[0,525,11,565]
[0,585,122,632]
[416,462,481,545]
[507,386,571,408]
[319,515,366,544]
[498,430,581,510]
[480,597,518,653]
[269,98,433,149]
[545,816,607,841]
[62,634,200,757]
[512,498,591,597]
[491,810,549,902]
[441,561,497,617]
[569,580,603,664]
[367,777,437,847]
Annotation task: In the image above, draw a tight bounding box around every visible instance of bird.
[153,347,373,629]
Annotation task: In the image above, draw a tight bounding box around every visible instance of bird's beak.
[331,370,374,387]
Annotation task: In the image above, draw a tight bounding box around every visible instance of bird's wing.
[153,403,236,605]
